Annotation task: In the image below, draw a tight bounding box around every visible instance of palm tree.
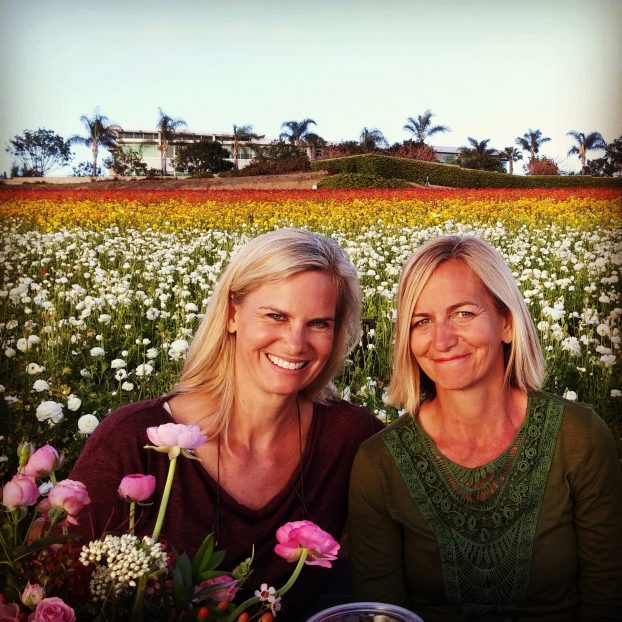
[500,146,523,175]
[359,127,388,152]
[459,138,504,172]
[231,124,260,168]
[157,108,186,175]
[566,130,607,171]
[70,110,122,177]
[403,110,450,145]
[515,129,550,161]
[279,118,317,146]
[462,137,495,155]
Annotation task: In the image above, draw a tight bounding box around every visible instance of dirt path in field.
[0,171,330,191]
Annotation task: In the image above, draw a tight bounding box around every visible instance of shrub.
[526,157,560,176]
[317,172,411,189]
[311,154,622,188]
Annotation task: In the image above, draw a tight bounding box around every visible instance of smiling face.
[409,260,512,395]
[228,270,339,402]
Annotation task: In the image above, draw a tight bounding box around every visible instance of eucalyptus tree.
[500,146,523,175]
[6,128,72,176]
[70,111,122,177]
[279,118,318,146]
[232,124,260,167]
[403,110,450,145]
[515,128,550,161]
[156,108,186,175]
[359,127,388,152]
[566,130,607,171]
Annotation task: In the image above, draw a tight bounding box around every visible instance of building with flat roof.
[116,128,268,173]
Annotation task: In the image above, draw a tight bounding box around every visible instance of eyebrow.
[412,301,478,316]
[258,305,335,322]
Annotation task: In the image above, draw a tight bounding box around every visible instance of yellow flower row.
[1,190,620,232]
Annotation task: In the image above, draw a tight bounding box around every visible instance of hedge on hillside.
[317,172,411,189]
[311,154,622,188]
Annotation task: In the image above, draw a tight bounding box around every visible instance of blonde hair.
[388,235,545,414]
[175,228,361,440]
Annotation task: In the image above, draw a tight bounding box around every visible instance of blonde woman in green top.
[349,235,622,621]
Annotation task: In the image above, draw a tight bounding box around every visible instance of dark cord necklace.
[212,398,306,546]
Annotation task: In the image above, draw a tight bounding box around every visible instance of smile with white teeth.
[266,354,308,370]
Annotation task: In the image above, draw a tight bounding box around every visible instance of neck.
[230,393,301,451]
[427,385,526,443]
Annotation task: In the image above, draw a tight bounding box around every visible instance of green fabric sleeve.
[348,438,411,608]
[570,406,622,620]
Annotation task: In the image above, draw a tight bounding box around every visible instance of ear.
[227,298,238,334]
[501,312,513,344]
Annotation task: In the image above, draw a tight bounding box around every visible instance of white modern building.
[115,128,269,173]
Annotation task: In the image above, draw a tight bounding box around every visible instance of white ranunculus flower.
[0,384,4,393]
[115,368,128,381]
[169,339,189,353]
[146,347,158,359]
[110,359,127,369]
[596,323,610,337]
[4,347,16,358]
[26,362,44,375]
[32,379,50,392]
[16,338,28,352]
[35,400,64,424]
[135,363,153,377]
[78,414,99,434]
[611,389,621,398]
[27,335,40,347]
[98,314,112,324]
[90,347,105,357]
[121,381,134,391]
[67,394,82,411]
[563,390,578,401]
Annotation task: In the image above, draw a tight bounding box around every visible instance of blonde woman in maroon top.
[71,229,382,619]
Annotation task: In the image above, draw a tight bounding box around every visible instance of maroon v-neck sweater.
[69,396,383,619]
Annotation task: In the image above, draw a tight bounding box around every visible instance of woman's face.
[228,270,338,401]
[409,260,512,395]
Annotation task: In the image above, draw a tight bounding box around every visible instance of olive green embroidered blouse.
[349,392,622,622]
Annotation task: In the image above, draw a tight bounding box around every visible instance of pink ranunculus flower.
[145,422,207,459]
[274,520,340,568]
[21,582,45,608]
[2,474,40,510]
[28,597,75,622]
[0,601,20,621]
[118,474,156,502]
[21,444,63,478]
[195,575,239,604]
[44,480,90,526]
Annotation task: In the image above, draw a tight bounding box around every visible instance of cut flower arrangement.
[0,423,339,621]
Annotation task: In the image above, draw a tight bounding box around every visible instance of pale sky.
[0,0,620,176]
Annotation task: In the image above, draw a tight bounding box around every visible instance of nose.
[433,320,458,351]
[283,323,306,353]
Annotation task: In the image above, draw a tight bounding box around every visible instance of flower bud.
[21,444,63,478]
[2,474,39,510]
[17,441,35,468]
[21,582,45,609]
[118,474,156,502]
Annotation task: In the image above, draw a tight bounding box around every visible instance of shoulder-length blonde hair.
[388,235,545,414]
[174,228,361,438]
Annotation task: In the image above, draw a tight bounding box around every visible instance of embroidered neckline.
[383,392,563,621]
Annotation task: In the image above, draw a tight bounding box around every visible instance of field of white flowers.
[1,188,620,473]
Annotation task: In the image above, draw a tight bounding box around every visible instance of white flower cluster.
[80,534,167,600]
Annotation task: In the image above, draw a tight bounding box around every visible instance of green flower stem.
[277,548,308,596]
[129,501,136,534]
[50,472,58,485]
[151,455,177,542]
[226,548,309,622]
[226,596,261,622]
[130,574,147,622]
